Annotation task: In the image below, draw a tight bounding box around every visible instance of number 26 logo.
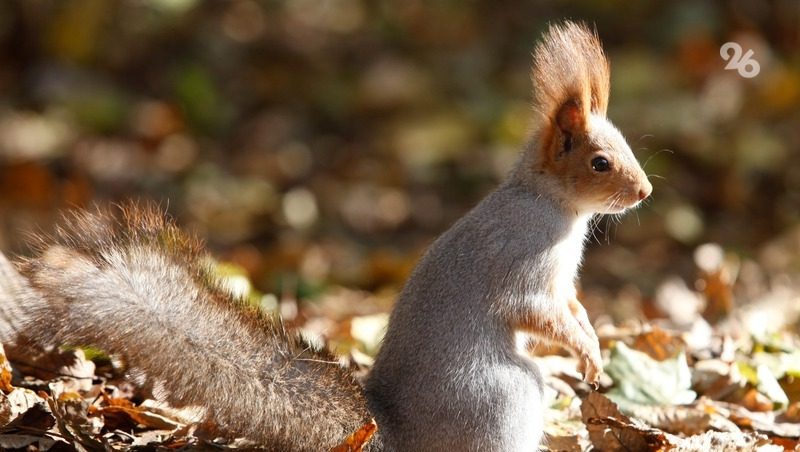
[720,42,760,78]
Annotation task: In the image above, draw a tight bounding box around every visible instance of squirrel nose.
[638,179,653,201]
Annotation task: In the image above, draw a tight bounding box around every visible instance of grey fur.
[0,251,36,345]
[366,175,583,451]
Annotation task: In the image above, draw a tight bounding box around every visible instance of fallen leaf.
[0,344,13,394]
[0,434,56,450]
[781,401,800,422]
[45,391,108,449]
[605,341,696,408]
[701,398,800,438]
[9,346,95,386]
[542,434,582,452]
[580,391,662,451]
[6,388,46,420]
[672,430,774,452]
[582,393,777,451]
[0,393,11,427]
[692,358,743,401]
[631,326,684,361]
[88,394,185,431]
[754,365,789,409]
[330,419,378,452]
[624,403,730,436]
[694,243,736,324]
[739,388,775,412]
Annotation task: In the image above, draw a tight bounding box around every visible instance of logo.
[720,42,760,78]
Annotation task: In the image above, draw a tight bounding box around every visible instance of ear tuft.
[530,21,610,134]
[556,99,584,135]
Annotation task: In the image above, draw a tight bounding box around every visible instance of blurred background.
[0,1,798,343]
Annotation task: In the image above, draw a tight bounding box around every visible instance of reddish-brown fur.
[527,22,650,215]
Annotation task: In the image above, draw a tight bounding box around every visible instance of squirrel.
[364,21,651,450]
[0,21,651,451]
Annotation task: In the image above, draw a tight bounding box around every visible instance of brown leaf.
[692,359,741,401]
[625,403,723,436]
[780,375,800,405]
[0,344,13,394]
[769,437,800,450]
[13,401,55,431]
[631,326,685,361]
[0,434,56,450]
[739,388,774,412]
[780,401,800,423]
[0,389,54,432]
[702,398,800,438]
[8,347,95,386]
[544,434,583,452]
[44,391,107,450]
[694,243,736,324]
[90,403,184,431]
[673,430,772,451]
[0,393,11,427]
[580,391,668,451]
[330,419,378,452]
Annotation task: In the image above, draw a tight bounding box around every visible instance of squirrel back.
[5,204,383,452]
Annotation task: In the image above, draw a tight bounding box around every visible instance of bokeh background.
[0,1,798,338]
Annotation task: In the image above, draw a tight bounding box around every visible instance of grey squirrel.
[0,21,650,451]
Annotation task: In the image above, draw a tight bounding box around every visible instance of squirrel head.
[523,21,652,215]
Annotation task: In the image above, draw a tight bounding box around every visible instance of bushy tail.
[7,203,380,452]
[0,251,34,345]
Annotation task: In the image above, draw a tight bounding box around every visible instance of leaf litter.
[1,242,800,450]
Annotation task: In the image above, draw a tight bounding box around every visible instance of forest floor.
[1,240,800,451]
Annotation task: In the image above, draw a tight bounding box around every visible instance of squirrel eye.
[591,157,610,172]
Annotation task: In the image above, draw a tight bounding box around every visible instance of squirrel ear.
[556,99,585,135]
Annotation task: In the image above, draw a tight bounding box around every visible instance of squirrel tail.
[0,250,35,346]
[5,203,380,451]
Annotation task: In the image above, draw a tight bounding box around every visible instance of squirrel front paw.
[576,342,603,386]
[519,299,603,385]
[568,298,602,385]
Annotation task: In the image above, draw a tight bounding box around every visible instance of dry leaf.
[580,391,664,451]
[0,392,11,427]
[89,395,185,431]
[581,393,776,451]
[0,434,56,450]
[605,341,696,407]
[625,403,719,436]
[631,326,684,361]
[543,434,582,452]
[740,388,775,412]
[694,243,736,324]
[702,398,800,438]
[692,359,742,401]
[0,344,13,394]
[330,419,378,452]
[45,392,108,450]
[672,430,774,452]
[6,388,46,420]
[9,346,95,385]
[781,401,800,422]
